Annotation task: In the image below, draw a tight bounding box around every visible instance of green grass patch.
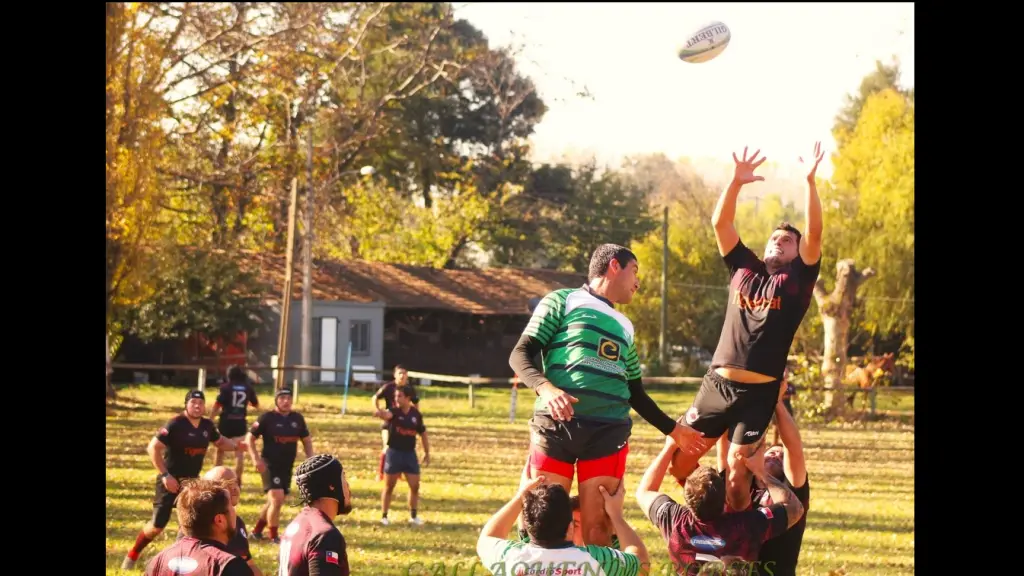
[106,383,913,575]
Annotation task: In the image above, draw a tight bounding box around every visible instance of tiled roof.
[246,252,585,315]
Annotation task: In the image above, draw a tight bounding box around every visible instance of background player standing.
[122,390,240,570]
[245,388,313,543]
[280,454,353,576]
[211,366,259,488]
[373,386,430,526]
[371,364,419,481]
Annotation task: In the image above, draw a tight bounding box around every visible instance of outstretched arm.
[799,142,824,265]
[712,147,766,256]
[774,401,807,488]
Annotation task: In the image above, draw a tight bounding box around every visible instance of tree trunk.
[813,259,875,417]
[106,330,117,400]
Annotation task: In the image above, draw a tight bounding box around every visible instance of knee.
[270,491,285,506]
[146,525,164,538]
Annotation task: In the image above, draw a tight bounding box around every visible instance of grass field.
[106,383,914,575]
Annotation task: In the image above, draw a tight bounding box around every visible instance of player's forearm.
[758,471,799,513]
[303,438,314,459]
[774,402,802,453]
[711,179,743,229]
[508,334,548,390]
[246,435,260,464]
[716,433,729,472]
[420,432,430,458]
[804,176,823,241]
[638,444,675,494]
[627,379,676,435]
[481,494,524,538]
[609,515,649,569]
[148,442,168,475]
[211,406,222,420]
[247,560,264,576]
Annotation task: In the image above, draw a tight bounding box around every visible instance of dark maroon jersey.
[214,382,259,422]
[386,406,426,452]
[711,240,821,380]
[376,382,419,408]
[644,494,788,575]
[178,516,252,562]
[145,537,252,576]
[155,415,222,479]
[280,507,350,576]
[752,478,811,576]
[250,410,310,465]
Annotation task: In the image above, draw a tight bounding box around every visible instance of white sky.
[455,2,914,180]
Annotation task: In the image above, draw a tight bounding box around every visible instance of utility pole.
[659,205,668,369]
[275,178,299,392]
[301,126,314,385]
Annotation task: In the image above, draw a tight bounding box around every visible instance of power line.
[662,281,914,303]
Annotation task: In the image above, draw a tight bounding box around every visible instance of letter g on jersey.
[597,338,620,362]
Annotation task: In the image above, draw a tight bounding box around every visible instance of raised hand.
[799,141,825,181]
[731,146,766,184]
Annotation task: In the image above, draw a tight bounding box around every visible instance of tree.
[814,259,876,414]
[118,247,269,344]
[825,88,914,346]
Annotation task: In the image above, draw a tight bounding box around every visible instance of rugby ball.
[678,21,731,63]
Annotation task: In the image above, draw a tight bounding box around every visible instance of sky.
[454,2,914,181]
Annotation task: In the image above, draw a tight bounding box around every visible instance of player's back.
[281,507,349,576]
[670,508,772,572]
[145,537,248,576]
[218,382,256,420]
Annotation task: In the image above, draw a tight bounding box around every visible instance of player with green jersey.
[509,244,700,548]
[477,474,649,576]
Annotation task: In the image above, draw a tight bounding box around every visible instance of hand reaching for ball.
[732,146,766,185]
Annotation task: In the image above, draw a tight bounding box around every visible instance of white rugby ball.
[678,21,731,64]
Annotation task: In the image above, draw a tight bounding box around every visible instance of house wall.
[253,300,385,385]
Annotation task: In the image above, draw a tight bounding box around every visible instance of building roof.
[248,252,585,315]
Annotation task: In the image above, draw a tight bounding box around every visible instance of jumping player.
[508,243,700,547]
[144,478,253,576]
[478,475,647,576]
[373,386,430,525]
[178,467,263,576]
[211,366,259,488]
[246,388,313,543]
[279,454,353,576]
[635,437,804,574]
[122,390,240,570]
[371,365,419,480]
[670,143,824,508]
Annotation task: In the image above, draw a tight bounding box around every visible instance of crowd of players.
[118,144,822,575]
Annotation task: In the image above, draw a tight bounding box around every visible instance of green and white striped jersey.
[522,287,642,422]
[477,535,640,576]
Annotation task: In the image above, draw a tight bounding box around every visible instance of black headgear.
[294,454,344,506]
[276,388,293,398]
[185,390,205,404]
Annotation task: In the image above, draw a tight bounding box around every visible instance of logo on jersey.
[597,338,620,362]
[291,421,298,428]
[759,507,774,519]
[202,430,208,438]
[684,407,699,425]
[326,551,340,565]
[159,428,169,437]
[744,430,760,438]
[167,556,199,574]
[273,477,281,485]
[689,535,726,552]
[239,527,247,538]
